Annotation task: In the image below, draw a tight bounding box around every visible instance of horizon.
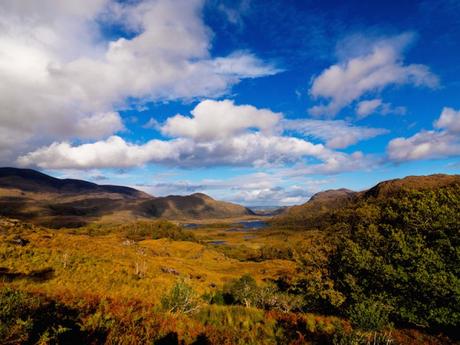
[2,166,456,208]
[1,0,460,206]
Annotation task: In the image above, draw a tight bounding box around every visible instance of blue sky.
[1,0,460,205]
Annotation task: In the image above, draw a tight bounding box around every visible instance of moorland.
[0,168,459,345]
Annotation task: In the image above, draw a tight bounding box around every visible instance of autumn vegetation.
[1,175,459,344]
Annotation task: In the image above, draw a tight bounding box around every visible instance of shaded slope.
[0,167,148,197]
[0,168,254,226]
[137,193,254,219]
[273,174,460,229]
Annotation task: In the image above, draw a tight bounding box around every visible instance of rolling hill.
[137,193,254,219]
[0,168,254,227]
[273,174,460,229]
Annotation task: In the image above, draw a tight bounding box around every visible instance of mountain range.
[2,167,459,229]
[0,167,254,227]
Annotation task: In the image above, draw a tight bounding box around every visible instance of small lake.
[237,220,268,229]
[183,220,268,231]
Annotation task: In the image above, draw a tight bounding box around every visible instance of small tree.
[161,279,200,314]
[224,274,258,307]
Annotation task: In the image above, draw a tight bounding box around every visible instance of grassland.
[1,214,456,345]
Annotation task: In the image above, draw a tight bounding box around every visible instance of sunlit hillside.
[1,174,459,344]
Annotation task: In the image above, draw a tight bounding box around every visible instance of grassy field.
[0,217,456,344]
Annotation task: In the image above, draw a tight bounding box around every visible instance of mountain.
[273,174,460,229]
[247,206,288,216]
[0,167,149,197]
[0,168,253,227]
[137,193,254,219]
[364,174,460,198]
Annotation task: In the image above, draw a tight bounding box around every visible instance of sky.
[1,0,460,206]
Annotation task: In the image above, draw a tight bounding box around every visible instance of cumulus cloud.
[434,107,460,133]
[0,0,278,163]
[309,33,439,117]
[17,133,328,169]
[387,107,460,161]
[18,99,376,172]
[161,99,281,141]
[17,136,190,169]
[284,119,388,148]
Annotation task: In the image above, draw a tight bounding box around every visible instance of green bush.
[121,220,196,242]
[333,329,395,345]
[161,279,200,314]
[0,287,86,344]
[220,274,303,312]
[348,299,392,331]
[331,186,460,333]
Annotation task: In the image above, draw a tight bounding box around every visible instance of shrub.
[121,220,196,242]
[221,274,303,312]
[348,299,392,331]
[161,279,200,314]
[0,287,86,344]
[331,186,460,334]
[333,330,395,345]
[223,274,259,307]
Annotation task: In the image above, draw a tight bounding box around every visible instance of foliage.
[161,279,201,314]
[0,287,86,344]
[218,274,303,312]
[330,186,460,334]
[348,299,392,331]
[223,274,259,307]
[291,236,345,312]
[333,329,395,345]
[121,220,197,242]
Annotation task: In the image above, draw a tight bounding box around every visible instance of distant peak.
[191,192,212,199]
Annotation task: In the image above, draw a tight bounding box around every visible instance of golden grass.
[0,220,295,305]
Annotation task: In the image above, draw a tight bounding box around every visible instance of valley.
[0,169,459,344]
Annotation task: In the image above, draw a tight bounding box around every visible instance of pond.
[182,220,268,231]
[237,220,268,229]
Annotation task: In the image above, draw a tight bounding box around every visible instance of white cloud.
[356,99,407,119]
[74,112,125,139]
[17,99,376,173]
[309,33,438,117]
[161,99,281,141]
[216,0,251,27]
[17,133,329,169]
[17,136,190,169]
[143,118,161,130]
[284,119,388,148]
[387,107,460,161]
[136,171,330,206]
[356,99,382,117]
[0,0,278,163]
[434,107,460,133]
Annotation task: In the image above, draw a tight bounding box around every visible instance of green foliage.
[331,185,460,333]
[213,244,260,261]
[122,220,196,242]
[220,274,303,312]
[348,299,392,331]
[292,239,345,312]
[333,330,395,345]
[214,243,294,262]
[161,279,200,314]
[195,305,276,345]
[224,274,259,307]
[0,287,85,344]
[258,244,294,260]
